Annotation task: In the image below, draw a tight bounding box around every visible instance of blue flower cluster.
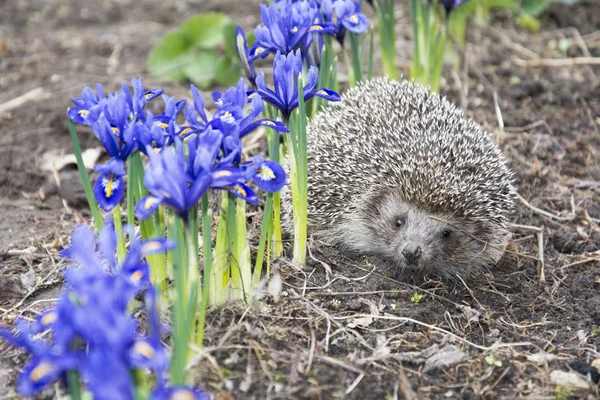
[255,49,341,119]
[69,77,290,216]
[68,78,185,211]
[0,219,208,400]
[135,79,289,222]
[239,0,368,72]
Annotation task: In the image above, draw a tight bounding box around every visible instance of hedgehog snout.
[401,245,422,265]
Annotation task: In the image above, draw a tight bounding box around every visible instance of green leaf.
[520,0,579,17]
[214,56,242,86]
[487,0,519,10]
[148,12,238,86]
[183,50,219,89]
[516,13,541,32]
[148,31,191,81]
[180,12,233,49]
[222,22,238,57]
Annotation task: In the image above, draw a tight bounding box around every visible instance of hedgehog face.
[336,189,490,278]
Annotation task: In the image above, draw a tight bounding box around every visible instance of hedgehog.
[284,77,516,279]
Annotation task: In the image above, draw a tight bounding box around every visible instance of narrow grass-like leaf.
[67,370,82,400]
[349,33,363,85]
[196,194,212,346]
[67,120,103,231]
[112,205,126,263]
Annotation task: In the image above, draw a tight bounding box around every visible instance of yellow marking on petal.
[144,93,154,99]
[30,362,55,382]
[292,26,299,33]
[78,109,89,117]
[133,340,155,359]
[130,270,144,284]
[309,25,324,31]
[156,122,169,128]
[224,111,232,117]
[317,89,328,95]
[228,186,247,197]
[254,47,265,55]
[248,92,257,99]
[153,148,160,153]
[179,128,191,136]
[213,170,233,178]
[111,127,120,135]
[263,120,275,126]
[169,389,196,400]
[350,15,359,24]
[142,241,162,254]
[257,168,276,179]
[40,312,57,326]
[105,173,114,198]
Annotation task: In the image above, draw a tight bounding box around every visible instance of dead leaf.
[526,352,557,365]
[550,370,594,390]
[41,148,102,172]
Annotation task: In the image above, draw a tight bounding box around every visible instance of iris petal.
[253,160,286,192]
[93,172,124,211]
[226,183,259,204]
[135,196,163,221]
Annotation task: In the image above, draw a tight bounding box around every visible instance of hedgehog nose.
[402,246,422,263]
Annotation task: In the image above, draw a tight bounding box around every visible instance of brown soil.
[1,0,599,399]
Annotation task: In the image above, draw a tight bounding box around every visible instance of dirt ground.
[1,0,599,399]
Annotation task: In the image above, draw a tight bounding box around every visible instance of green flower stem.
[112,204,126,263]
[348,32,363,85]
[130,369,147,400]
[224,194,238,296]
[367,28,375,80]
[288,76,308,266]
[272,191,282,258]
[376,0,399,80]
[66,370,82,400]
[430,22,447,93]
[342,47,355,87]
[169,213,188,384]
[410,0,448,93]
[126,160,135,227]
[196,194,212,346]
[67,119,103,231]
[154,206,168,292]
[255,113,282,283]
[253,191,273,287]
[230,196,251,301]
[184,211,200,349]
[312,37,331,117]
[210,193,231,305]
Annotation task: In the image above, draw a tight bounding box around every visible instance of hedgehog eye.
[442,230,452,238]
[395,216,405,228]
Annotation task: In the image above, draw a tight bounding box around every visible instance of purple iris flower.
[153,95,188,138]
[67,78,162,126]
[321,0,369,45]
[212,78,289,139]
[0,219,176,398]
[151,386,211,400]
[135,140,214,222]
[93,158,126,211]
[67,83,105,124]
[255,49,341,118]
[235,26,257,87]
[441,0,471,14]
[87,92,139,161]
[250,0,333,60]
